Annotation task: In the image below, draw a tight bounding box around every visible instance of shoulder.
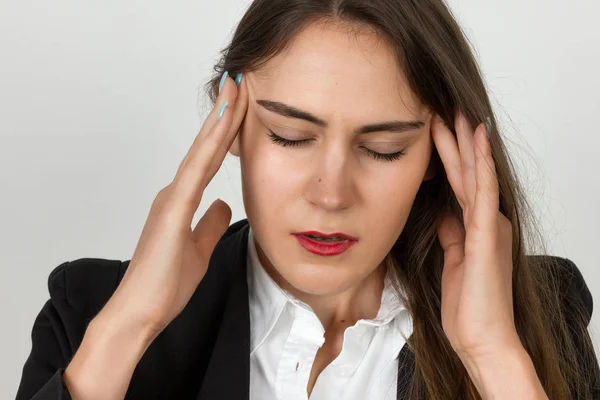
[528,255,593,324]
[555,257,593,322]
[47,258,127,319]
[552,256,593,324]
[47,218,251,318]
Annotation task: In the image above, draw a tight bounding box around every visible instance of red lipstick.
[292,231,358,256]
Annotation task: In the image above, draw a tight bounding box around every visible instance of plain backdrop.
[1,0,598,397]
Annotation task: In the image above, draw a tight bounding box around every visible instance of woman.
[15,0,600,399]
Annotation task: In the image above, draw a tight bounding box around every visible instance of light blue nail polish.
[217,101,228,120]
[485,117,492,137]
[235,72,243,87]
[218,71,229,95]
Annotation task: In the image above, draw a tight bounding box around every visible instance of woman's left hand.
[430,108,522,363]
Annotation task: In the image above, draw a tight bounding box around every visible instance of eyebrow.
[256,99,424,134]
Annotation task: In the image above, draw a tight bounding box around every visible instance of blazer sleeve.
[15,258,124,400]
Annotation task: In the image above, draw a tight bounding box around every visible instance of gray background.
[1,1,598,397]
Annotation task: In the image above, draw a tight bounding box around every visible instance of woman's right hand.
[62,73,248,400]
[102,72,249,337]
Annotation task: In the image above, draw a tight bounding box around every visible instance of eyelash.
[267,130,407,162]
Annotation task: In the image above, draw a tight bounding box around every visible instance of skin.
[227,20,549,398]
[60,18,548,400]
[228,21,436,396]
[431,95,548,398]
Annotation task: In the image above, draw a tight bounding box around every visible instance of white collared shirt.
[247,227,413,400]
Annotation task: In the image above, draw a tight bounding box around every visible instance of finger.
[454,108,477,216]
[191,198,232,250]
[431,113,467,209]
[472,121,499,231]
[436,212,466,270]
[169,86,235,222]
[175,100,234,219]
[201,73,242,139]
[438,214,465,331]
[227,73,248,141]
[205,73,249,176]
[179,199,232,306]
[194,75,249,196]
[175,74,240,179]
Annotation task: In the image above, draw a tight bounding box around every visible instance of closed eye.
[267,130,406,162]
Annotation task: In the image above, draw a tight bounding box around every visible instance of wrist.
[95,289,166,342]
[91,305,161,346]
[63,310,159,400]
[460,345,548,399]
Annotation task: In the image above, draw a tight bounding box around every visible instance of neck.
[256,242,387,331]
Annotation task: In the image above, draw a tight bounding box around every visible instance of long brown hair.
[203,0,599,398]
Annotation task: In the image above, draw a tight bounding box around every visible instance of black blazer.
[15,219,600,400]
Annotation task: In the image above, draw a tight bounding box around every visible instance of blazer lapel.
[196,223,251,400]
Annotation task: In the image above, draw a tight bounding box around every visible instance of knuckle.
[170,178,201,210]
[153,185,174,206]
[156,185,171,199]
[151,195,185,227]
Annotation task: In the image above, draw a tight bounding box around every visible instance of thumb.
[436,212,465,267]
[192,199,232,254]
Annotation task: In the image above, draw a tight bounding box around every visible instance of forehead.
[248,21,425,120]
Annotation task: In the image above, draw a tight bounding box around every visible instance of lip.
[292,231,358,256]
[294,231,358,241]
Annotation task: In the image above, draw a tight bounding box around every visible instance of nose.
[304,143,357,212]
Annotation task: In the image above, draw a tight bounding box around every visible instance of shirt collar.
[247,226,408,353]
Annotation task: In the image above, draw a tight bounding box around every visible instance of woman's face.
[229,22,436,296]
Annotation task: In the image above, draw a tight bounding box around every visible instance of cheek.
[364,155,426,206]
[361,176,412,238]
[361,149,431,232]
[240,131,305,213]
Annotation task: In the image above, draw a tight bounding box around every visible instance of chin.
[280,262,356,296]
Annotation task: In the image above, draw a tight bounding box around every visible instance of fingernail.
[485,117,492,137]
[218,71,229,95]
[217,101,228,120]
[235,72,243,87]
